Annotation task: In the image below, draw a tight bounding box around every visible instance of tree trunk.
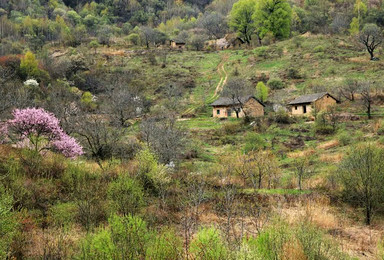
[298,176,302,191]
[367,103,371,119]
[368,49,375,60]
[365,205,371,225]
[258,174,262,189]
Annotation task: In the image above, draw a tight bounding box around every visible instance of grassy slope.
[50,35,384,258]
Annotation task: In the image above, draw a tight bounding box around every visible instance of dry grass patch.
[287,149,315,158]
[317,139,339,150]
[320,152,343,163]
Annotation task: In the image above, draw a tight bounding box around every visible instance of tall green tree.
[254,0,292,40]
[229,0,258,45]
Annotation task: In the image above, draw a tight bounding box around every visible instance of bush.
[222,121,242,135]
[48,202,77,228]
[109,214,152,258]
[80,229,115,259]
[243,132,267,153]
[127,33,140,45]
[274,109,292,124]
[107,174,145,216]
[337,131,351,146]
[287,67,301,79]
[267,78,285,90]
[146,229,183,259]
[80,214,152,259]
[0,186,18,259]
[254,46,269,58]
[295,222,350,260]
[189,226,228,260]
[313,45,325,53]
[242,219,291,260]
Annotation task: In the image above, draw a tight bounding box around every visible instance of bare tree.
[140,116,185,165]
[221,78,253,119]
[339,79,359,101]
[359,23,383,60]
[104,84,149,127]
[237,150,279,190]
[216,161,238,243]
[188,33,208,51]
[198,12,228,39]
[74,115,127,169]
[293,156,313,191]
[338,143,384,225]
[360,81,374,119]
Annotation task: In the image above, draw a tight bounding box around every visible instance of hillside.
[3,0,384,259]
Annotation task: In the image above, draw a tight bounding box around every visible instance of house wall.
[314,94,337,111]
[290,95,337,115]
[243,98,264,117]
[291,103,313,115]
[212,99,264,118]
[212,106,241,118]
[171,41,185,49]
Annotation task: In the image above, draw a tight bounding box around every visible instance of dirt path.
[213,54,229,97]
[181,54,229,117]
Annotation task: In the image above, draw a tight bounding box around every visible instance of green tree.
[19,51,40,79]
[338,143,384,225]
[349,17,360,35]
[107,174,145,216]
[89,40,100,54]
[256,81,268,102]
[229,0,258,45]
[254,0,292,40]
[189,227,228,260]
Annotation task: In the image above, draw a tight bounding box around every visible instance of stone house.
[210,95,265,118]
[288,92,339,116]
[170,40,186,49]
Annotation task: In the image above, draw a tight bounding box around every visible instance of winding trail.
[181,54,229,117]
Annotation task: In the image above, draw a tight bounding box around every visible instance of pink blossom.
[6,108,83,158]
[52,135,83,158]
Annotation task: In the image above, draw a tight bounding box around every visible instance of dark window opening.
[295,106,297,110]
[217,110,220,115]
[303,105,307,114]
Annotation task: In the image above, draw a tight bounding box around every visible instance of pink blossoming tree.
[4,108,83,158]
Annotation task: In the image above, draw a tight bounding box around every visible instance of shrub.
[146,229,183,259]
[189,226,228,260]
[274,109,292,124]
[295,222,350,260]
[313,45,325,53]
[80,229,115,259]
[267,78,285,90]
[314,112,335,135]
[0,186,18,259]
[222,121,242,135]
[254,46,269,58]
[287,67,301,79]
[248,220,291,260]
[243,132,267,153]
[48,202,77,228]
[109,214,152,258]
[127,33,140,45]
[107,174,145,216]
[337,131,351,146]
